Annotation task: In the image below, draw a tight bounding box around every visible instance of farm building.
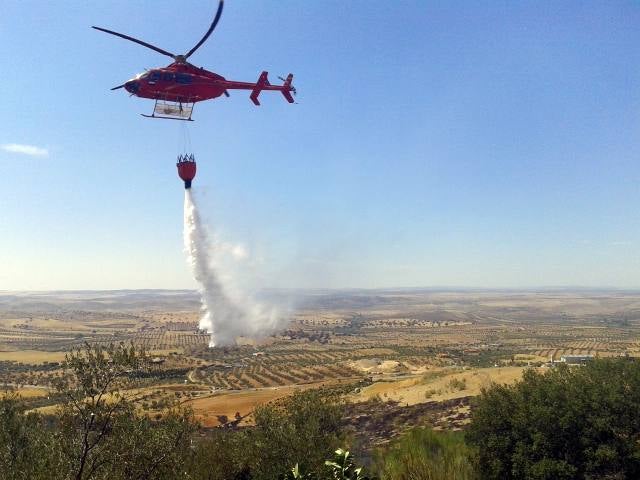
[560,355,594,365]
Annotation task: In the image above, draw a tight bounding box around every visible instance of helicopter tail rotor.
[278,74,296,103]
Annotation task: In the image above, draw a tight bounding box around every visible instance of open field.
[2,289,640,433]
[185,385,311,427]
[1,386,50,399]
[352,366,528,404]
[0,350,68,364]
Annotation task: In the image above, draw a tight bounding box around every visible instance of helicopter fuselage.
[123,62,294,106]
[124,63,227,103]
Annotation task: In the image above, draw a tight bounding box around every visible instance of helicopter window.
[148,71,161,83]
[162,72,175,82]
[175,74,192,84]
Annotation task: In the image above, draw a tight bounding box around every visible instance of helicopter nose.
[125,80,140,94]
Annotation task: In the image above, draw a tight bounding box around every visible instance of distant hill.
[0,290,201,313]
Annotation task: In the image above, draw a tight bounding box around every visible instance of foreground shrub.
[0,394,60,480]
[188,388,346,480]
[1,343,196,480]
[241,389,344,479]
[375,427,477,480]
[467,358,640,480]
[284,449,373,480]
[187,429,251,480]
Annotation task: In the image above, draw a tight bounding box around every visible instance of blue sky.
[1,1,639,290]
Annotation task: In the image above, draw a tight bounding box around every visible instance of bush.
[284,449,373,480]
[247,389,345,479]
[0,394,60,480]
[448,378,467,391]
[467,358,640,480]
[187,389,346,480]
[1,343,196,480]
[375,427,477,480]
[187,429,250,480]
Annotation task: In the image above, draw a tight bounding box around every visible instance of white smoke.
[183,189,285,347]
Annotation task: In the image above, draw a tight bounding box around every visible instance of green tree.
[54,342,195,480]
[188,390,343,480]
[187,429,251,480]
[248,389,345,479]
[467,358,640,480]
[0,394,60,480]
[187,389,345,480]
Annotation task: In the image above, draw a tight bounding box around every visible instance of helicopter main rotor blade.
[92,26,176,59]
[183,0,224,60]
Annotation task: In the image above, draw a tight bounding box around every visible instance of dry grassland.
[353,366,528,405]
[184,385,312,427]
[0,350,67,364]
[2,387,50,399]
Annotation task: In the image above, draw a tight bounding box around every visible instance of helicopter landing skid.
[142,99,195,121]
[141,113,194,122]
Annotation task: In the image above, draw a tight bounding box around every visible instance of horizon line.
[2,285,640,294]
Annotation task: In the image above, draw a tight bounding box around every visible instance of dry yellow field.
[0,350,67,364]
[2,387,50,399]
[184,385,307,427]
[352,366,529,405]
[146,348,184,356]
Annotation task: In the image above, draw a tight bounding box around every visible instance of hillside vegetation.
[2,343,640,479]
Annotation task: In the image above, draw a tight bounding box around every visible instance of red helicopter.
[93,0,295,121]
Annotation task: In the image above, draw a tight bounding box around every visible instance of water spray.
[181,165,286,347]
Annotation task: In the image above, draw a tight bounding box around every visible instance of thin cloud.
[610,241,631,247]
[1,143,49,157]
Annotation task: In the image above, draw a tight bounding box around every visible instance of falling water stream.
[183,189,283,347]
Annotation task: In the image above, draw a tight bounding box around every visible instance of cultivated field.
[2,289,640,430]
